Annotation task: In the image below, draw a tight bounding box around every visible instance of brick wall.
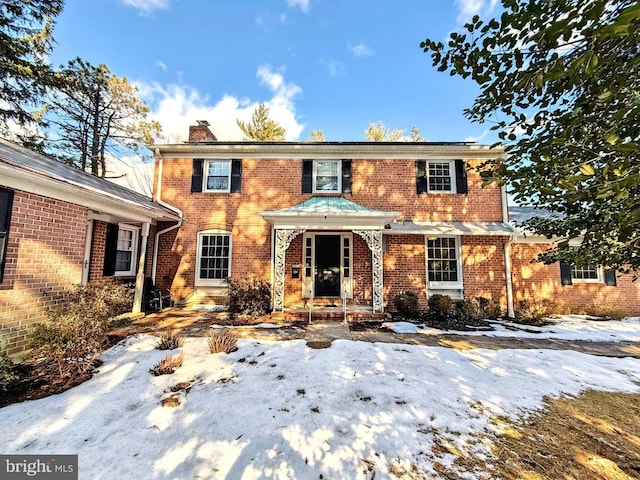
[0,190,88,356]
[155,156,505,307]
[461,236,508,307]
[511,243,640,317]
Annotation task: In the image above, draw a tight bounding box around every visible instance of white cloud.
[137,64,304,142]
[320,58,346,77]
[119,0,170,15]
[349,42,374,57]
[286,0,311,13]
[454,0,499,25]
[154,61,167,72]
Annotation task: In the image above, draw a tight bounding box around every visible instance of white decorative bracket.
[353,229,384,313]
[273,228,305,311]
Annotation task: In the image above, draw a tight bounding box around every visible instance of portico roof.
[259,196,400,230]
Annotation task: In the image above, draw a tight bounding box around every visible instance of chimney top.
[189,121,217,142]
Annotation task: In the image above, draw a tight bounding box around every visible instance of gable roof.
[0,138,178,223]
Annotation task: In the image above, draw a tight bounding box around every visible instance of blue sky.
[50,0,501,143]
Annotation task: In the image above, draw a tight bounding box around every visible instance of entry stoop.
[271,306,389,324]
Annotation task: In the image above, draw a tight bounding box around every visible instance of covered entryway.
[260,197,400,313]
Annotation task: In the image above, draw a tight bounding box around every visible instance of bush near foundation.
[30,283,133,378]
[227,275,272,318]
[514,298,559,325]
[427,294,456,321]
[0,351,18,391]
[393,291,422,319]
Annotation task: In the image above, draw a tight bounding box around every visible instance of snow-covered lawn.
[1,318,640,479]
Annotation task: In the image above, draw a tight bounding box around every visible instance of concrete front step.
[272,310,389,323]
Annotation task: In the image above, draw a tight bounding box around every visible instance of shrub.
[428,294,455,321]
[155,330,184,350]
[0,351,18,391]
[515,298,559,325]
[476,296,503,319]
[450,296,504,323]
[30,283,133,378]
[393,291,422,319]
[207,329,238,354]
[149,352,184,376]
[227,275,272,317]
[453,298,484,322]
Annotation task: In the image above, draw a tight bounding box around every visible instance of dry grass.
[207,328,238,354]
[458,390,640,479]
[154,329,184,350]
[149,352,184,376]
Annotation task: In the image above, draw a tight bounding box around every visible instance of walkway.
[114,308,640,359]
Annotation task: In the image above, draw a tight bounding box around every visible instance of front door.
[314,235,341,297]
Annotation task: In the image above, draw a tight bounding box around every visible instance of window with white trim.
[426,236,462,285]
[204,160,231,192]
[114,225,139,276]
[196,230,231,285]
[427,161,456,193]
[571,265,602,283]
[313,160,341,192]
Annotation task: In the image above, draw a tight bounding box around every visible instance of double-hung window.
[314,160,341,193]
[114,225,139,276]
[426,236,463,298]
[416,159,467,194]
[205,160,231,192]
[196,230,231,285]
[427,161,455,192]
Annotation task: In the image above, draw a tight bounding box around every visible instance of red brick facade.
[511,243,640,317]
[0,190,88,356]
[154,152,510,310]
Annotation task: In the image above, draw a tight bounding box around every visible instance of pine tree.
[237,104,286,141]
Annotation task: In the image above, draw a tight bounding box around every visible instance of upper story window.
[302,159,352,194]
[416,159,468,195]
[196,230,232,286]
[205,160,231,192]
[191,159,242,194]
[114,225,139,276]
[0,187,14,283]
[314,160,341,192]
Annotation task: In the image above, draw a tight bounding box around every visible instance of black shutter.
[341,159,352,194]
[103,223,119,277]
[191,159,204,193]
[0,188,14,282]
[604,269,617,286]
[560,261,573,286]
[230,159,242,193]
[416,160,427,194]
[302,160,313,193]
[455,159,468,194]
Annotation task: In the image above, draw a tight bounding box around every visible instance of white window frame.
[114,224,139,277]
[570,265,603,283]
[425,235,463,289]
[196,230,232,286]
[312,160,342,193]
[203,159,232,193]
[427,160,456,194]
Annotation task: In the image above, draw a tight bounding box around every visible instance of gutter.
[502,185,515,318]
[151,149,184,284]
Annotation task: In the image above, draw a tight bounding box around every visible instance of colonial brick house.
[0,139,179,355]
[151,123,640,319]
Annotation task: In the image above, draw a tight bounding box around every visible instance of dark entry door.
[314,235,341,297]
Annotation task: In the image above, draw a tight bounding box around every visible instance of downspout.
[501,185,515,318]
[151,149,184,284]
